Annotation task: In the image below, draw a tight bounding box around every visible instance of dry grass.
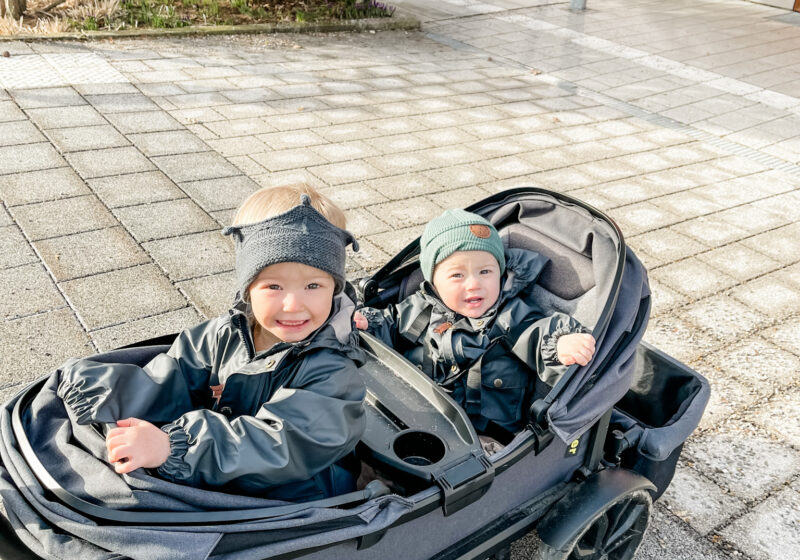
[0,14,71,34]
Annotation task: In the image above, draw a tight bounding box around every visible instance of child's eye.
[450,273,463,279]
[480,269,493,275]
[307,283,320,290]
[267,284,282,290]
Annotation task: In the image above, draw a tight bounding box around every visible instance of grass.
[0,0,396,35]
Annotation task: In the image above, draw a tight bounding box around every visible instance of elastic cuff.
[156,422,192,481]
[57,382,97,425]
[540,325,575,366]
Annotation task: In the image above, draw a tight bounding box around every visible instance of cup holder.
[393,430,446,466]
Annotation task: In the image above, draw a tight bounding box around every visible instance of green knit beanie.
[420,209,506,282]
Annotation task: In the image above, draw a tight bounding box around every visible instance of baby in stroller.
[356,209,596,448]
[56,184,366,501]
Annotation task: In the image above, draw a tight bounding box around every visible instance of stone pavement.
[1,0,799,558]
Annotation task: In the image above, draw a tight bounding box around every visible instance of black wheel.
[535,489,651,560]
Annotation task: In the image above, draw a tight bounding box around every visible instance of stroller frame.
[0,188,708,560]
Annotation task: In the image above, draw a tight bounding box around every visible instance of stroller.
[0,187,709,560]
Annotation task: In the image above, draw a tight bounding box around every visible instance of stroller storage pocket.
[608,342,710,499]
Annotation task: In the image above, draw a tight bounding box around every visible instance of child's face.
[431,250,501,319]
[248,262,335,345]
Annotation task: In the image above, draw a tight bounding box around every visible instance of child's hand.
[557,333,596,366]
[106,418,170,474]
[353,311,368,330]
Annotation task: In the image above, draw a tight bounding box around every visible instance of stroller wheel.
[535,489,651,560]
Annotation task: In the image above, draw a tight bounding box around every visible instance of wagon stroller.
[0,187,709,560]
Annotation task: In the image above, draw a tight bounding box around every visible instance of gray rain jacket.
[361,248,587,434]
[57,293,366,501]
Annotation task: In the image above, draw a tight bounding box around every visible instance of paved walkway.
[1,1,799,559]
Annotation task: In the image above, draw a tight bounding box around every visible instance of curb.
[0,15,420,42]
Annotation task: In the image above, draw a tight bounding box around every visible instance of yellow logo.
[568,439,580,455]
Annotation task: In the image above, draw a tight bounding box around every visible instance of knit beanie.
[222,194,359,297]
[420,209,505,282]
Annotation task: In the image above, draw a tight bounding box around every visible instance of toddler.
[58,184,366,501]
[356,209,595,443]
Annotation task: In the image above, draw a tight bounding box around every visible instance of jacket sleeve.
[57,319,220,425]
[511,312,590,386]
[359,305,399,346]
[156,351,366,489]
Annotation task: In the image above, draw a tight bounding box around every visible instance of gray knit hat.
[420,209,505,282]
[223,194,358,297]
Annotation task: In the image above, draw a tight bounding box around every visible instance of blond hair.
[233,183,346,229]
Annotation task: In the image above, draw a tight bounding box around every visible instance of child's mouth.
[277,319,309,329]
[464,297,484,306]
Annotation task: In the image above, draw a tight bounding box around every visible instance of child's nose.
[282,292,302,311]
[465,275,480,289]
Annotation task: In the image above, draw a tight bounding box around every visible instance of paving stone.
[343,208,391,238]
[647,278,690,318]
[720,487,800,560]
[152,152,240,183]
[61,264,187,330]
[669,215,749,248]
[366,152,437,175]
[177,271,237,319]
[311,141,381,163]
[168,107,226,125]
[347,238,390,275]
[253,169,327,190]
[0,309,92,386]
[0,167,89,206]
[143,231,234,282]
[0,143,64,175]
[0,101,25,123]
[87,171,183,208]
[90,307,202,353]
[257,129,327,150]
[367,225,425,257]
[642,316,719,364]
[729,273,800,318]
[655,190,726,220]
[34,227,149,281]
[104,111,183,134]
[128,130,209,157]
[205,118,275,137]
[114,198,219,242]
[649,258,738,299]
[367,196,444,230]
[607,201,683,236]
[310,160,384,186]
[659,465,746,536]
[682,294,768,342]
[10,87,85,109]
[0,121,46,147]
[714,203,789,236]
[0,263,63,320]
[366,174,439,200]
[74,83,140,96]
[704,337,800,391]
[26,105,106,129]
[180,175,259,212]
[10,195,117,241]
[250,148,328,172]
[741,222,800,263]
[762,315,800,358]
[685,423,800,500]
[696,242,782,283]
[628,229,707,265]
[427,186,491,209]
[85,93,160,114]
[752,389,800,448]
[65,146,155,179]
[45,124,130,153]
[633,506,734,560]
[205,136,268,157]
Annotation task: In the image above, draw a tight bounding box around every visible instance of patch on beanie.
[469,224,491,239]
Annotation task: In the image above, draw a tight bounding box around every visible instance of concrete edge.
[0,15,420,42]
